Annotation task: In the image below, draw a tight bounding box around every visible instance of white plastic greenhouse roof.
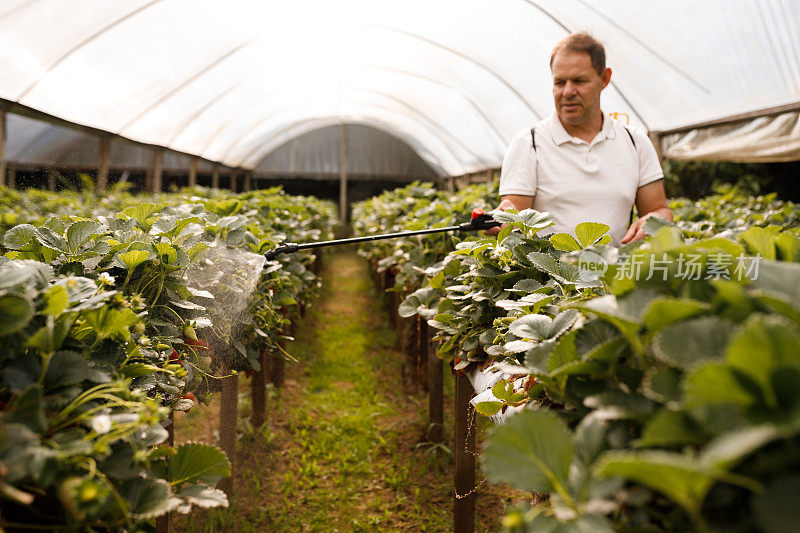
[1,0,798,176]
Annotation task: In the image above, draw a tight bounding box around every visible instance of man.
[494,32,672,244]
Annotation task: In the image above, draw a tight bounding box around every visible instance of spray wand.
[264,209,500,261]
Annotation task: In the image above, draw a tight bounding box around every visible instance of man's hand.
[483,195,534,235]
[620,209,672,244]
[622,181,674,244]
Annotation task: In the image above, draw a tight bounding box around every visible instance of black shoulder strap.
[530,126,536,151]
[624,126,636,149]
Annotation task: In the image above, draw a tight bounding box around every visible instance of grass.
[174,247,517,532]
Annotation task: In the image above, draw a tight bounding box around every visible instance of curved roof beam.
[243,102,468,172]
[165,82,243,145]
[195,89,291,154]
[116,42,248,134]
[371,25,544,120]
[247,116,447,176]
[346,88,490,166]
[0,0,42,21]
[573,0,710,94]
[15,0,166,100]
[515,0,649,129]
[213,86,481,167]
[364,64,510,146]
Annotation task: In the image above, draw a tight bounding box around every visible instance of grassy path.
[175,248,512,532]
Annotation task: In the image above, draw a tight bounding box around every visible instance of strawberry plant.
[0,185,336,529]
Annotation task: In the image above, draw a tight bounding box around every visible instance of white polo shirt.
[499,111,663,245]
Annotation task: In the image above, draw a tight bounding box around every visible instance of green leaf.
[154,242,178,265]
[652,316,735,369]
[0,260,53,290]
[66,220,103,254]
[637,409,708,447]
[169,443,231,486]
[2,224,37,249]
[642,366,682,405]
[509,310,579,341]
[178,484,229,509]
[474,401,502,416]
[549,233,581,252]
[739,226,777,260]
[35,227,68,253]
[0,294,35,336]
[775,233,800,262]
[700,424,781,468]
[121,477,177,519]
[643,297,709,332]
[684,363,759,409]
[574,414,607,466]
[519,209,555,230]
[575,222,610,248]
[44,351,88,388]
[483,409,573,494]
[510,314,552,339]
[8,386,48,434]
[116,250,151,271]
[725,314,800,405]
[594,450,716,518]
[84,307,138,340]
[42,285,69,316]
[527,252,560,276]
[754,476,800,533]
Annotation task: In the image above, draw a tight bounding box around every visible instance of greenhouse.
[0,1,799,531]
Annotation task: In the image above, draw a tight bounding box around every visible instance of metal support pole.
[211,165,220,189]
[150,149,163,193]
[340,124,347,224]
[188,158,197,188]
[0,109,6,187]
[97,137,110,193]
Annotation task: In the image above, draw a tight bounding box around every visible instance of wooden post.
[150,149,163,193]
[229,171,237,193]
[0,109,6,187]
[428,328,443,443]
[188,158,198,188]
[47,169,56,191]
[97,137,110,193]
[270,332,286,388]
[155,411,175,533]
[211,165,220,189]
[7,163,15,189]
[447,176,455,193]
[243,171,252,192]
[454,370,476,533]
[417,316,428,391]
[251,351,267,427]
[218,370,238,495]
[339,124,347,224]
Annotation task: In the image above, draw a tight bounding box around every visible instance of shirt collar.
[548,110,617,145]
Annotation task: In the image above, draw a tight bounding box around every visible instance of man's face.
[551,50,611,128]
